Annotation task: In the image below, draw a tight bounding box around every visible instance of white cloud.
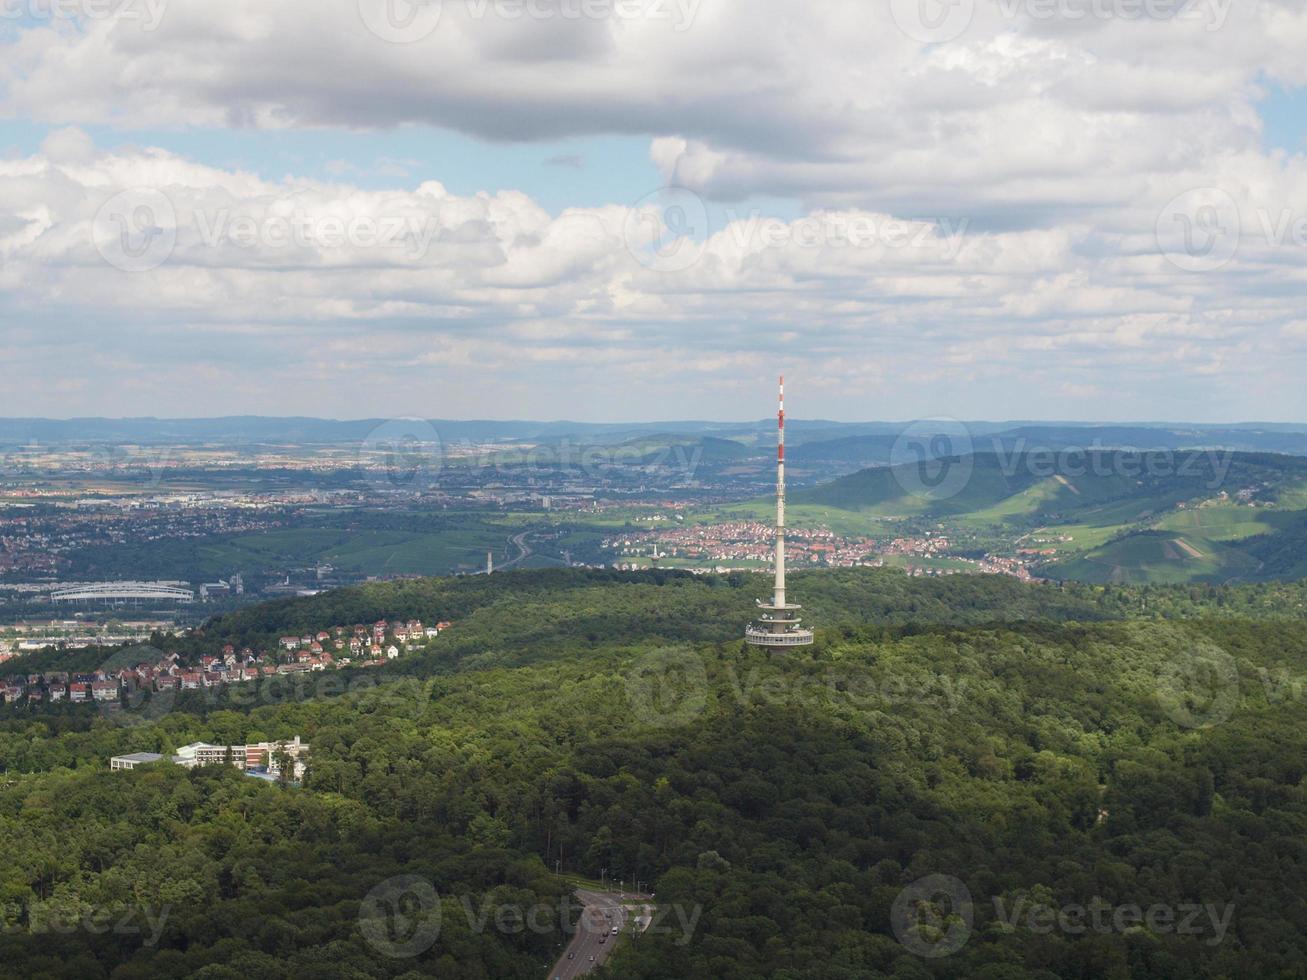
[0,3,1305,417]
[1,0,1303,219]
[0,132,1302,419]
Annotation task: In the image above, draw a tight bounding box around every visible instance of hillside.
[764,451,1307,584]
[793,451,1307,519]
[5,568,1307,978]
[1051,511,1307,586]
[1047,530,1265,584]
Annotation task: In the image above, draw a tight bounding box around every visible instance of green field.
[1154,504,1284,540]
[1019,522,1121,555]
[1048,531,1264,584]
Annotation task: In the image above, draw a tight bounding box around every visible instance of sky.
[1,0,1306,422]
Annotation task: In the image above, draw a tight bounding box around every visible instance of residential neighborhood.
[0,618,452,706]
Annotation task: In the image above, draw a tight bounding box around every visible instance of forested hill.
[200,565,1130,646]
[168,567,1307,668]
[5,568,1307,978]
[8,565,1307,679]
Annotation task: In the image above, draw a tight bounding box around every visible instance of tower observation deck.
[745,376,814,651]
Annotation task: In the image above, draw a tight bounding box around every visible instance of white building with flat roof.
[110,752,164,770]
[111,737,308,779]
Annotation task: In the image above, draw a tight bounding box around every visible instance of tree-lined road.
[547,888,643,979]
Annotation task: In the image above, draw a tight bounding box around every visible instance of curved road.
[547,888,644,979]
[498,530,533,570]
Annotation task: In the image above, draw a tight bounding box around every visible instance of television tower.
[745,376,814,651]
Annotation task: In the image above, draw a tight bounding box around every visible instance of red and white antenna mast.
[775,375,786,609]
[745,374,813,651]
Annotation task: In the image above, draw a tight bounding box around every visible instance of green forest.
[4,568,1307,978]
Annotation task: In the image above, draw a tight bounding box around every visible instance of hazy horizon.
[3,415,1307,428]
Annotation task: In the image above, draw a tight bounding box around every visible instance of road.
[546,888,644,979]
[498,530,533,570]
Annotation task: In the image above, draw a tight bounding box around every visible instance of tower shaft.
[744,374,813,651]
[775,375,786,609]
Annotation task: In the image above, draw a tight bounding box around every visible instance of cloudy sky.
[1,0,1305,422]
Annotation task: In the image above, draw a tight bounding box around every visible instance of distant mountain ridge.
[3,417,1307,451]
[792,450,1307,517]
